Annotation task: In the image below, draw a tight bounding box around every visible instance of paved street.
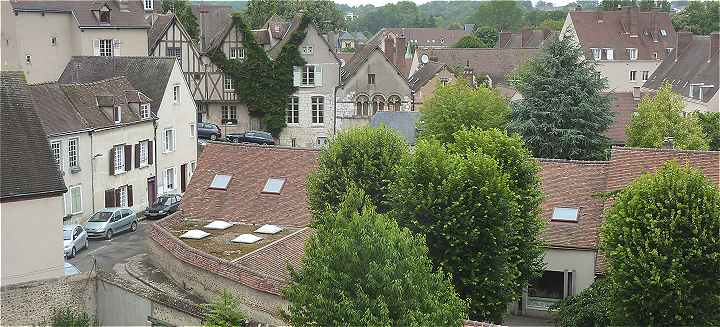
[68,220,150,274]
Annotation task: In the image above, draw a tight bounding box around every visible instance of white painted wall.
[48,132,93,225]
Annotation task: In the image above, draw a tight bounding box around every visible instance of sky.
[332,0,578,7]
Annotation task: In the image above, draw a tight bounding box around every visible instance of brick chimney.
[498,31,512,48]
[463,60,475,87]
[396,33,407,67]
[384,35,395,62]
[199,8,208,50]
[521,27,531,47]
[676,30,693,60]
[710,32,719,61]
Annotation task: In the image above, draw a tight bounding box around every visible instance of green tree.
[601,162,720,325]
[672,1,719,35]
[307,127,407,217]
[284,188,468,326]
[471,0,525,32]
[550,278,614,327]
[49,308,99,327]
[162,0,199,41]
[698,112,720,151]
[200,290,248,327]
[390,132,543,322]
[453,35,487,48]
[625,82,709,150]
[244,0,344,31]
[418,80,510,144]
[509,35,613,160]
[474,26,498,47]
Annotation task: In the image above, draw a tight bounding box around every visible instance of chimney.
[575,4,582,11]
[621,6,631,34]
[463,60,475,87]
[630,7,640,36]
[521,27,531,47]
[200,9,208,50]
[596,11,603,23]
[396,33,407,68]
[498,31,512,48]
[663,137,674,149]
[677,30,693,60]
[710,32,719,61]
[384,35,395,63]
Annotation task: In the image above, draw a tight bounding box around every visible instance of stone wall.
[0,272,96,326]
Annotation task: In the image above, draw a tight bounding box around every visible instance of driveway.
[68,220,150,273]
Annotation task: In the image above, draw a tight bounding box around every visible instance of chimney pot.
[384,35,395,63]
[663,137,674,149]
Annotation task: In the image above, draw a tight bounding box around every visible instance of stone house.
[560,7,677,92]
[1,71,67,286]
[59,56,199,198]
[30,77,157,223]
[1,0,150,83]
[643,31,719,113]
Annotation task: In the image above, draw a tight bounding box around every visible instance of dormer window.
[143,0,153,11]
[626,48,637,60]
[660,29,667,37]
[113,106,122,123]
[140,103,151,119]
[99,7,110,24]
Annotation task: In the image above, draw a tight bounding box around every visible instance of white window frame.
[302,45,313,55]
[99,39,113,57]
[629,70,637,82]
[224,74,234,91]
[229,47,245,59]
[114,106,122,123]
[311,96,324,124]
[221,105,237,124]
[51,140,62,171]
[139,140,149,167]
[660,29,667,37]
[164,128,176,153]
[189,161,196,178]
[626,48,637,60]
[591,48,600,60]
[144,0,153,10]
[140,103,151,119]
[189,123,195,137]
[301,65,315,86]
[68,185,83,214]
[641,71,649,82]
[118,185,128,207]
[165,168,176,191]
[602,48,614,61]
[287,96,299,124]
[114,144,125,175]
[68,137,79,168]
[173,84,180,103]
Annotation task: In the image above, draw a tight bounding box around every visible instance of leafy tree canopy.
[244,0,344,32]
[200,290,248,327]
[672,1,720,35]
[161,0,199,41]
[601,162,720,325]
[698,112,720,151]
[625,82,709,150]
[474,26,499,47]
[284,188,468,326]
[600,0,671,11]
[471,0,525,32]
[509,34,613,160]
[346,1,434,34]
[452,35,487,48]
[307,127,407,217]
[550,278,614,327]
[418,80,510,144]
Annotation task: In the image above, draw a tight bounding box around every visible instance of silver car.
[83,207,139,239]
[63,224,88,258]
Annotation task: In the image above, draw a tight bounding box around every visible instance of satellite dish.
[420,54,429,64]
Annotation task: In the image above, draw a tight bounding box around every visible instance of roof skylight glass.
[231,234,262,244]
[255,224,282,234]
[204,220,232,230]
[210,175,232,190]
[262,178,285,194]
[552,207,579,222]
[180,229,210,239]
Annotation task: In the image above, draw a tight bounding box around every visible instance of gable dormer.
[92,4,112,25]
[96,95,119,122]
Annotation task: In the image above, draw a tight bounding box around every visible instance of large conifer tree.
[509,35,614,160]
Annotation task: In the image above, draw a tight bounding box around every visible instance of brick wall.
[0,273,96,326]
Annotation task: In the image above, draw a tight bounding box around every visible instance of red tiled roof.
[606,92,645,144]
[538,159,609,250]
[180,143,319,227]
[236,227,314,281]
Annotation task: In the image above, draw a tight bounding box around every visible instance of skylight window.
[255,224,282,234]
[552,207,579,222]
[231,234,262,244]
[262,178,286,194]
[180,230,210,239]
[204,220,232,230]
[210,175,232,190]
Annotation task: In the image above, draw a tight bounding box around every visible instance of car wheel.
[71,247,76,258]
[233,138,240,143]
[106,229,113,240]
[130,221,138,232]
[210,134,217,141]
[85,239,89,249]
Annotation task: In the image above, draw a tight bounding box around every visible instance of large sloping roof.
[643,33,719,103]
[369,112,422,145]
[29,82,90,136]
[11,0,149,28]
[147,13,176,51]
[180,143,319,227]
[497,29,557,48]
[568,9,676,61]
[1,72,66,201]
[340,44,408,84]
[408,61,446,91]
[371,27,470,48]
[58,77,147,129]
[415,47,540,85]
[59,56,176,115]
[191,4,234,52]
[236,228,314,281]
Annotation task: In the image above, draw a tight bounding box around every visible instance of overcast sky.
[332,0,577,7]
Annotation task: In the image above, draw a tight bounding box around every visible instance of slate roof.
[11,0,149,28]
[408,61,447,91]
[29,82,89,136]
[340,44,407,83]
[191,4,233,52]
[58,56,176,115]
[267,12,304,59]
[236,228,314,281]
[371,28,470,48]
[497,29,557,48]
[643,33,719,103]
[147,13,176,51]
[58,77,147,129]
[369,112,422,145]
[0,72,66,201]
[179,143,318,227]
[415,47,540,85]
[568,8,676,61]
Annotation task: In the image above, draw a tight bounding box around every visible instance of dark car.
[144,194,182,219]
[197,122,221,140]
[226,130,275,145]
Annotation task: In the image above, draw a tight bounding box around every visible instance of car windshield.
[154,197,173,206]
[88,211,112,222]
[63,230,72,240]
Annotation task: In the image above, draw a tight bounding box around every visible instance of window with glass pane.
[119,185,128,207]
[287,97,299,123]
[302,65,315,86]
[114,144,124,174]
[355,95,369,116]
[139,141,148,166]
[224,74,233,91]
[262,178,285,194]
[528,270,571,310]
[99,39,113,56]
[166,47,181,63]
[551,207,579,221]
[166,168,175,190]
[372,95,385,113]
[70,186,82,214]
[165,129,175,152]
[140,104,151,119]
[311,96,324,124]
[51,141,62,170]
[68,138,78,168]
[388,95,401,111]
[209,174,232,190]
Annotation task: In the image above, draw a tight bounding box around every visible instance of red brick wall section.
[149,216,287,296]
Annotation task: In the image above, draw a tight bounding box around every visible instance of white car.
[63,224,88,258]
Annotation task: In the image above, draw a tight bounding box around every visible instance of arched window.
[388,95,401,112]
[355,95,369,116]
[371,95,385,114]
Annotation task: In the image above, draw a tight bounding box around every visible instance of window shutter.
[607,49,614,60]
[124,145,132,171]
[93,39,100,56]
[63,193,71,215]
[112,39,120,56]
[147,141,154,164]
[315,65,323,86]
[293,66,301,86]
[127,185,133,207]
[109,148,115,175]
[134,143,140,168]
[113,106,118,122]
[105,189,115,207]
[115,188,121,207]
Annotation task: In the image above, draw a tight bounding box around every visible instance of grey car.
[83,207,139,239]
[63,224,88,258]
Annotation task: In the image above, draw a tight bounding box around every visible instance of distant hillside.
[191,1,247,11]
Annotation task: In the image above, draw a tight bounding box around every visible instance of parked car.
[145,194,182,219]
[226,130,275,145]
[63,224,88,258]
[83,207,139,240]
[64,262,80,276]
[197,122,221,140]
